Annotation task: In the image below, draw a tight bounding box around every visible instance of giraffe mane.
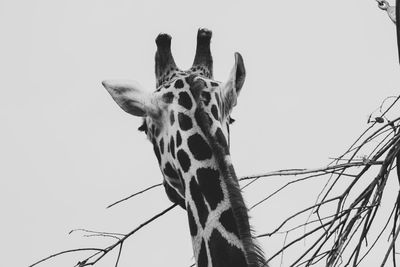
[192,78,267,267]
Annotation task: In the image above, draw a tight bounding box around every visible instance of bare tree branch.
[29,249,105,267]
[31,96,400,267]
[106,183,162,209]
[30,204,177,267]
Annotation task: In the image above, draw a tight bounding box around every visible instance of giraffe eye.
[138,121,148,133]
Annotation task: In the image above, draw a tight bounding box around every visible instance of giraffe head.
[102,29,245,208]
[102,29,266,267]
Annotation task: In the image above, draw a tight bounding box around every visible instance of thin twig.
[106,183,162,209]
[29,248,105,267]
[30,204,177,267]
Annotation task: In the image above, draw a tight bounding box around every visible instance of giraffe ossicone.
[102,28,268,267]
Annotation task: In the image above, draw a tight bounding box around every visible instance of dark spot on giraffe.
[162,92,174,103]
[211,105,219,120]
[159,138,164,154]
[170,111,175,125]
[215,92,220,107]
[176,131,182,147]
[220,209,240,237]
[177,149,191,172]
[210,81,219,87]
[165,83,171,89]
[178,112,193,131]
[163,180,185,209]
[170,73,177,80]
[208,229,247,267]
[178,92,193,110]
[152,142,161,164]
[154,127,161,137]
[170,136,175,159]
[189,78,206,101]
[188,133,212,161]
[155,88,161,93]
[174,79,184,89]
[198,239,208,267]
[185,76,193,86]
[194,108,213,134]
[187,204,198,237]
[229,117,235,124]
[215,127,228,150]
[190,178,208,228]
[163,162,179,181]
[196,167,223,210]
[201,91,211,106]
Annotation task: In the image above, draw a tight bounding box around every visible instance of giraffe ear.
[221,52,246,110]
[102,80,159,117]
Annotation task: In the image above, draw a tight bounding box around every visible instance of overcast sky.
[1,0,400,266]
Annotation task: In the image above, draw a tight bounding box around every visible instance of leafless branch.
[250,96,400,266]
[106,183,162,209]
[30,204,177,267]
[31,96,400,267]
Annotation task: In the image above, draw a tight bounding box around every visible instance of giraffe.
[102,28,267,267]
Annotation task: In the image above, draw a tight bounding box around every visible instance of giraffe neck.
[184,104,266,267]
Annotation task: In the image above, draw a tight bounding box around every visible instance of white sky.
[1,0,400,266]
